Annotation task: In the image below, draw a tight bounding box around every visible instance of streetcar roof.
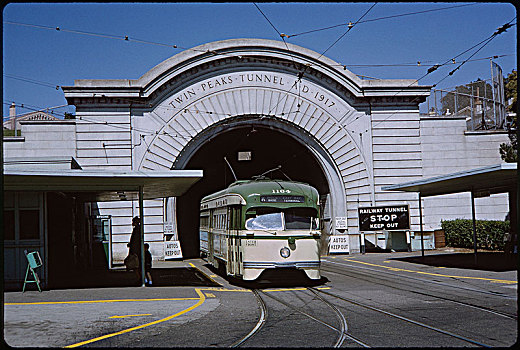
[200,179,319,209]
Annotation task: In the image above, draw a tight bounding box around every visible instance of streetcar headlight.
[280,247,291,258]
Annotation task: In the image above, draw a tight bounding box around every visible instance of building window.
[3,210,15,240]
[19,210,40,240]
[4,192,42,241]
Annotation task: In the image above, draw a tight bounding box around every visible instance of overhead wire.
[364,18,516,130]
[4,11,515,141]
[287,3,478,38]
[3,101,70,119]
[253,2,311,118]
[256,2,377,127]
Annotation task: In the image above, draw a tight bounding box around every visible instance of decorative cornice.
[62,38,431,108]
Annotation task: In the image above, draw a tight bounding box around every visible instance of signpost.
[328,235,349,254]
[335,216,348,230]
[164,240,183,259]
[358,205,410,231]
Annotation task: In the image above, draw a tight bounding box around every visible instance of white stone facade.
[5,39,510,259]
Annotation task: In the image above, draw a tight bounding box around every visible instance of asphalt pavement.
[3,249,517,348]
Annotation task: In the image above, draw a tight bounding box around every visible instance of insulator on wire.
[427,64,440,74]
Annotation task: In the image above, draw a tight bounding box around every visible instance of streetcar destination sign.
[260,195,305,203]
[358,205,409,231]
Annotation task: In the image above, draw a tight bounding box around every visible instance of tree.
[64,112,75,119]
[504,69,517,112]
[499,70,517,163]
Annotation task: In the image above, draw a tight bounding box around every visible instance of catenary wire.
[347,19,516,132]
[287,3,479,38]
[4,15,514,138]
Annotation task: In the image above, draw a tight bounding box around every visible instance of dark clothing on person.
[145,250,152,273]
[128,223,142,264]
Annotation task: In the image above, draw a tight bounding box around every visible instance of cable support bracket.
[494,23,513,36]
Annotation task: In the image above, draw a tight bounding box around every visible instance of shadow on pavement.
[391,252,518,272]
[203,263,329,289]
[40,267,220,291]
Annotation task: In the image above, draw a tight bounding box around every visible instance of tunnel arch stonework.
[63,38,432,257]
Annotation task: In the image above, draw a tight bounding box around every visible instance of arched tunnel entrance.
[173,116,330,258]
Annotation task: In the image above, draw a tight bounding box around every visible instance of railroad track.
[308,287,495,347]
[322,259,518,320]
[231,284,511,347]
[322,258,517,300]
[231,288,368,347]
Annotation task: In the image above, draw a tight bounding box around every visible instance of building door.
[3,192,45,290]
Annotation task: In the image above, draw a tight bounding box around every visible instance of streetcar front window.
[245,212,283,230]
[284,208,319,230]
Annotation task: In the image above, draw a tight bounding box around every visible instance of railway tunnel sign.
[358,205,409,231]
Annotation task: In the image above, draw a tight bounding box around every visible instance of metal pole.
[470,189,478,266]
[490,59,497,126]
[470,85,474,130]
[434,90,437,115]
[419,192,424,258]
[454,91,458,115]
[139,186,146,287]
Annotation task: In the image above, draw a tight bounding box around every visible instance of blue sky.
[2,2,517,118]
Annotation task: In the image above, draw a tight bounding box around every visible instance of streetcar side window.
[244,207,318,231]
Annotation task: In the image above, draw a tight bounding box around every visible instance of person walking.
[127,216,142,283]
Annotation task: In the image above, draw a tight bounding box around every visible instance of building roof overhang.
[3,169,203,201]
[381,163,517,197]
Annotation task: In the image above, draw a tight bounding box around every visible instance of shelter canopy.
[382,163,517,197]
[3,169,203,201]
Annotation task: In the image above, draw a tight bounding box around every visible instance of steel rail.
[307,287,349,347]
[320,262,518,320]
[230,289,267,347]
[322,259,516,299]
[258,289,369,347]
[311,287,493,348]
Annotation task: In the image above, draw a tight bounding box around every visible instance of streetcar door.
[226,206,235,275]
[233,206,242,276]
[227,206,241,276]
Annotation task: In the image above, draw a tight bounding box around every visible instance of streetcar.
[199,179,321,280]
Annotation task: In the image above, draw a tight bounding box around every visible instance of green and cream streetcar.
[199,179,321,280]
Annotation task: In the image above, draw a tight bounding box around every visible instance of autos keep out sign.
[358,205,410,231]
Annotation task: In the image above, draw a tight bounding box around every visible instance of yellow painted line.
[188,262,219,284]
[5,297,198,306]
[203,287,251,293]
[316,287,331,290]
[263,287,307,292]
[205,293,216,298]
[64,288,206,348]
[210,275,217,278]
[109,314,152,319]
[345,259,517,285]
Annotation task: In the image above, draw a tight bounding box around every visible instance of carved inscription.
[168,72,338,110]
